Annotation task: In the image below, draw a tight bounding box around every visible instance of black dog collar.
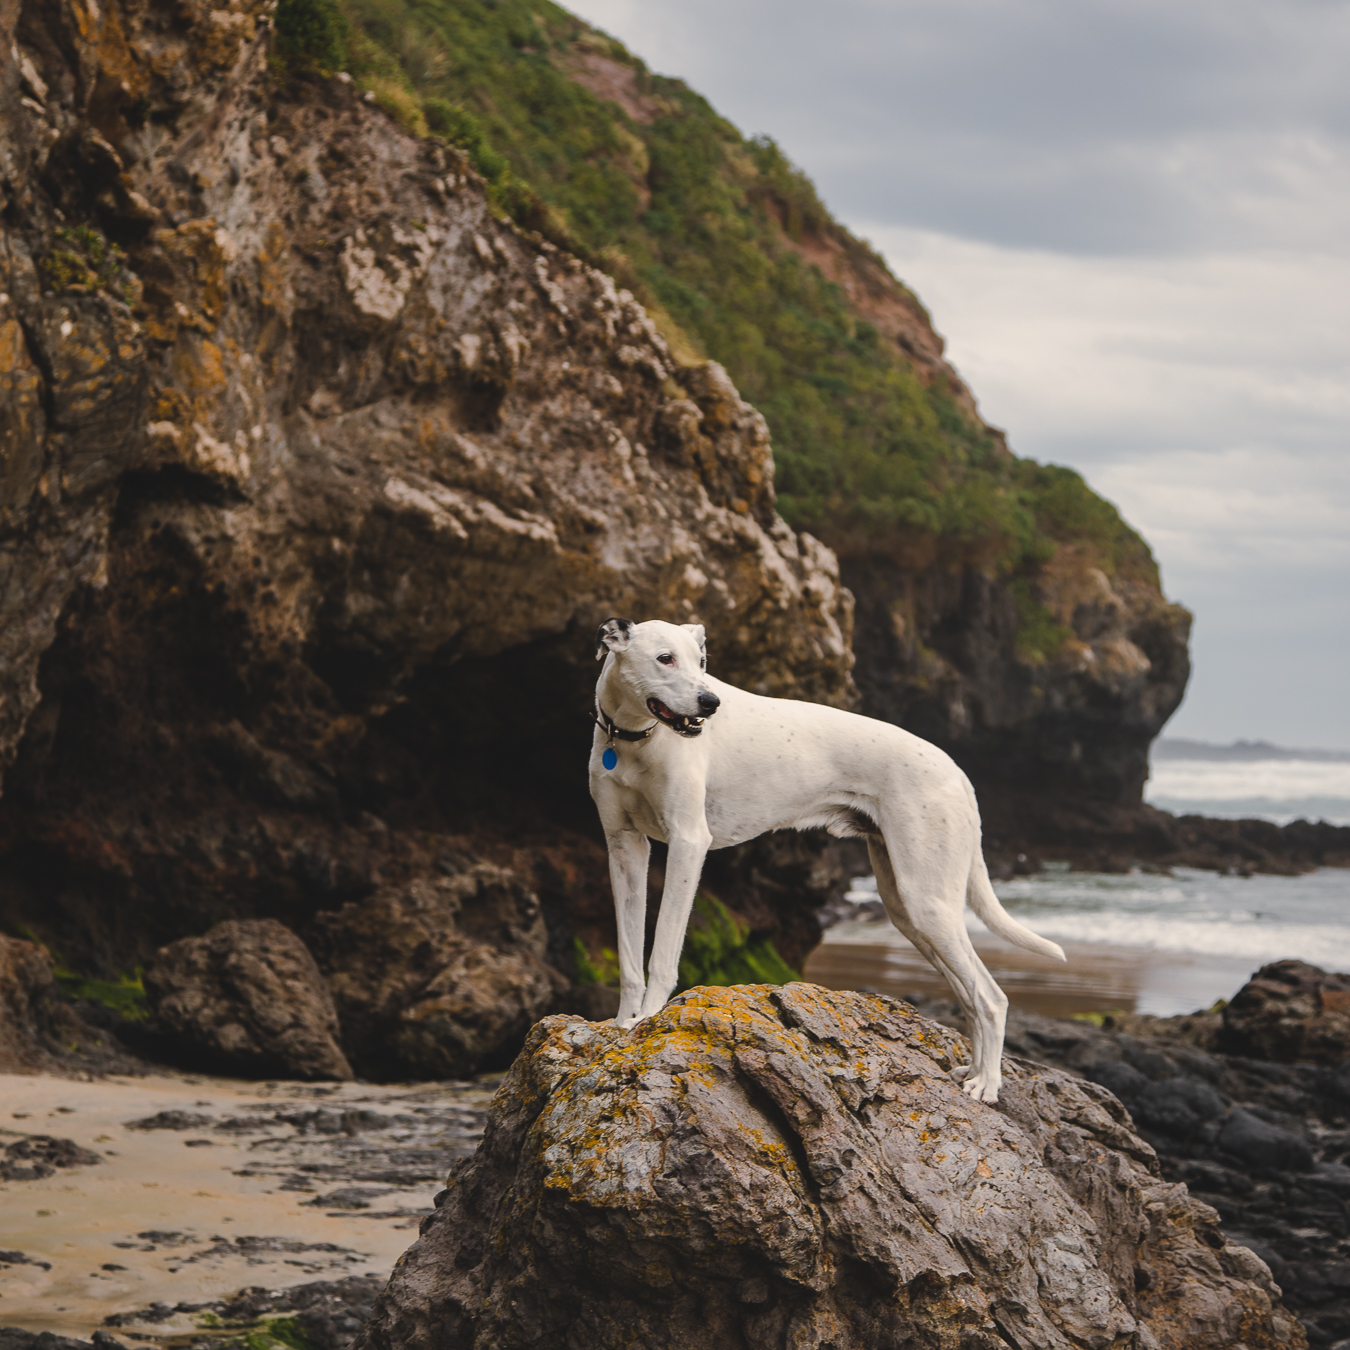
[593,704,656,743]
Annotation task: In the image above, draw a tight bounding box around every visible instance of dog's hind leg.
[867,835,1009,1103]
[606,828,651,1025]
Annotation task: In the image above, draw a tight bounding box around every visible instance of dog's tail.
[966,852,1066,961]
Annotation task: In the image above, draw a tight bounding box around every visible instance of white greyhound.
[588,616,1066,1103]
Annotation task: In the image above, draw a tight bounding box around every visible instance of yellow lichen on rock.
[357,984,1305,1350]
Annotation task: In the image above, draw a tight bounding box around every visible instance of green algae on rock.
[355,984,1305,1350]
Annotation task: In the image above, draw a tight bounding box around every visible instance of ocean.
[804,738,1350,1017]
[1146,737,1350,826]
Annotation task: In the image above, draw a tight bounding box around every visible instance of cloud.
[567,0,1350,744]
[860,228,1350,458]
[573,0,1350,255]
[856,226,1350,743]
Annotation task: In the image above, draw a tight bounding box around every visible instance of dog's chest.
[595,747,707,841]
[612,786,667,840]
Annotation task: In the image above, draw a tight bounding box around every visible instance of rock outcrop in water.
[1219,960,1350,1064]
[0,0,851,1053]
[355,984,1305,1350]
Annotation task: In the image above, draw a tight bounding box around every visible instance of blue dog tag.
[602,747,618,770]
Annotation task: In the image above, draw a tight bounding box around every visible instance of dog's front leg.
[637,825,711,1021]
[605,828,651,1025]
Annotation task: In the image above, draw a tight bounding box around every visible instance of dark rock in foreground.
[0,1332,100,1350]
[1221,959,1350,1064]
[355,983,1303,1350]
[1,1134,103,1182]
[144,918,353,1081]
[1,1274,385,1350]
[213,1276,387,1350]
[97,1275,385,1350]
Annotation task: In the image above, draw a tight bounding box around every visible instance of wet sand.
[0,1071,493,1340]
[804,923,1258,1018]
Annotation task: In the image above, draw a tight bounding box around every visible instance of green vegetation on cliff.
[274,0,1157,597]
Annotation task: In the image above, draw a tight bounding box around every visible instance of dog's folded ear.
[596,617,636,659]
[681,622,706,651]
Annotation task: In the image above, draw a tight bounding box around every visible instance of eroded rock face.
[848,554,1191,815]
[307,864,564,1081]
[0,1,852,996]
[144,918,352,1080]
[0,934,55,1074]
[1221,960,1350,1064]
[355,984,1304,1350]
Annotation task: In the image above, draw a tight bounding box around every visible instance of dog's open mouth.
[647,698,705,738]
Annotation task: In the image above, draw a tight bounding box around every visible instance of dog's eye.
[700,657,706,670]
[657,653,675,666]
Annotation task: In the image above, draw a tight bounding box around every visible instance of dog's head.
[595,617,720,736]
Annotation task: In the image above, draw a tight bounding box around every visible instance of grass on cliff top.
[272,0,1159,601]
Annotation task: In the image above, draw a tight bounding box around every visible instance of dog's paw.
[615,1013,643,1030]
[948,1064,972,1082]
[960,1074,1000,1104]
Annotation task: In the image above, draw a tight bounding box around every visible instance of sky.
[566,0,1350,749]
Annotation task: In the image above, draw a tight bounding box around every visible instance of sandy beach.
[0,1071,493,1341]
[804,927,1259,1019]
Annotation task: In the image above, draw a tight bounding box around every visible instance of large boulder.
[354,984,1304,1350]
[307,864,565,1081]
[1221,959,1350,1064]
[144,918,352,1080]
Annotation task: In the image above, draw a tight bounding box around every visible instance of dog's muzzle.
[647,697,710,737]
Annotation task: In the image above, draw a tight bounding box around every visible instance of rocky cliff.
[847,547,1191,822]
[0,0,1335,1065]
[0,0,852,1019]
[330,0,1195,836]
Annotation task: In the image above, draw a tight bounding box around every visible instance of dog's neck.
[595,661,652,734]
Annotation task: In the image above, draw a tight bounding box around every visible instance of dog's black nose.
[698,691,720,715]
